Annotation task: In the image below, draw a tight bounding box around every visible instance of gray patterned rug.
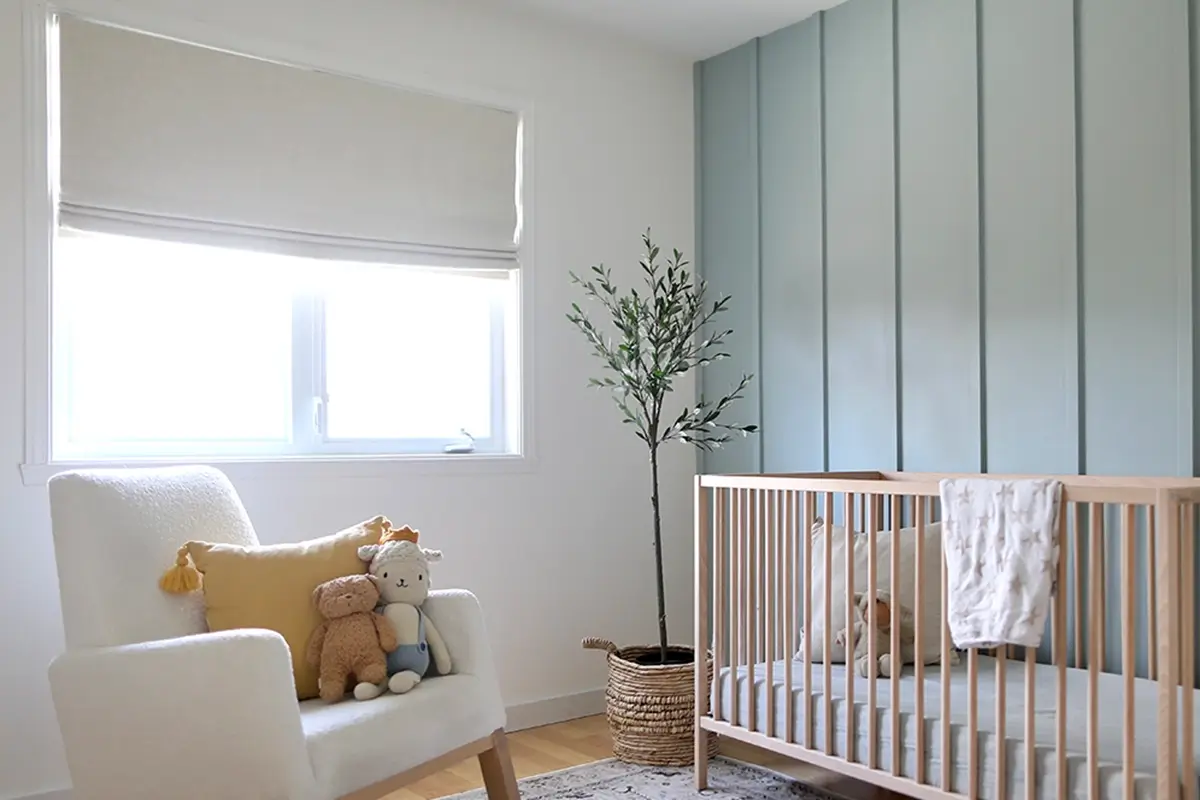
[441,756,845,799]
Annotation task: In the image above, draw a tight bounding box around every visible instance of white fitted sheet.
[714,655,1200,800]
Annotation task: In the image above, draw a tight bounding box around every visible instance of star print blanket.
[938,477,1063,649]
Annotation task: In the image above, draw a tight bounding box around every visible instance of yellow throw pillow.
[172,515,389,700]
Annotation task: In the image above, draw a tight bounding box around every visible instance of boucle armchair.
[45,465,520,800]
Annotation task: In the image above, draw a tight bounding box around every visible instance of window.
[43,15,525,464]
[51,229,518,460]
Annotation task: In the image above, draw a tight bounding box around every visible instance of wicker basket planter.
[582,637,719,767]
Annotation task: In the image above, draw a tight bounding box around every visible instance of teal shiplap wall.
[696,0,1193,479]
[696,0,1198,680]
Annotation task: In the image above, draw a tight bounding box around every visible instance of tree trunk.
[650,446,669,663]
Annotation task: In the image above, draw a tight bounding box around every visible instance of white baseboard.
[16,691,607,800]
[504,687,606,732]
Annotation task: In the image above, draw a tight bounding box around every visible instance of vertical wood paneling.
[1080,0,1192,675]
[758,19,825,473]
[823,0,897,471]
[980,0,1081,667]
[980,0,1078,477]
[1080,0,1192,480]
[897,0,980,473]
[698,42,761,475]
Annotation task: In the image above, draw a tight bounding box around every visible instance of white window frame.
[49,230,516,461]
[18,0,538,485]
[293,270,514,459]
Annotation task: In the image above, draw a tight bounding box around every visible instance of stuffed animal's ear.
[871,597,893,631]
[358,544,380,563]
[365,573,380,586]
[311,583,326,607]
[853,593,892,631]
[423,548,443,563]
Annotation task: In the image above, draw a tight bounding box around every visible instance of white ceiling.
[501,0,850,60]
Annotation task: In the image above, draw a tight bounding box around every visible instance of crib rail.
[693,471,1200,800]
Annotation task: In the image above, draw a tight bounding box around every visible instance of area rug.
[440,756,845,799]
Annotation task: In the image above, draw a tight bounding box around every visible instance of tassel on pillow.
[159,544,202,594]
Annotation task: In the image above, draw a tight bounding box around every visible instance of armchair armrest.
[423,589,497,682]
[49,629,318,800]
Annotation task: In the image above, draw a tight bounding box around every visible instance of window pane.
[52,231,294,453]
[321,265,501,440]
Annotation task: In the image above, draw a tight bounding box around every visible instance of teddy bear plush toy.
[356,524,452,697]
[306,573,398,702]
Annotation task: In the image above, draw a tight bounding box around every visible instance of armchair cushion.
[301,673,505,797]
[303,588,505,797]
[183,515,391,699]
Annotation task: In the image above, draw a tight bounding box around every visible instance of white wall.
[0,0,696,796]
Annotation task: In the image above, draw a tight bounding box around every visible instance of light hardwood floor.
[386,714,904,800]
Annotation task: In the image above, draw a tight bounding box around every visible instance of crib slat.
[941,498,952,793]
[731,488,742,727]
[823,491,833,755]
[1088,503,1101,800]
[777,492,786,660]
[1074,502,1084,669]
[844,492,856,763]
[765,490,776,738]
[734,489,744,724]
[748,489,759,731]
[1097,509,1106,671]
[1121,504,1135,800]
[890,494,902,778]
[1156,491,1180,800]
[993,647,1005,800]
[785,491,795,744]
[968,648,979,797]
[1025,646,1035,800]
[1056,500,1069,800]
[695,480,709,780]
[1147,505,1157,680]
[763,492,769,662]
[804,491,815,749]
[754,490,762,670]
[1181,502,1196,800]
[867,495,878,770]
[913,497,927,786]
[714,489,726,723]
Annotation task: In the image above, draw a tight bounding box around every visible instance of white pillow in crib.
[794,517,955,667]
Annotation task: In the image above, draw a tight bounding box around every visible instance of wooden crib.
[692,471,1200,800]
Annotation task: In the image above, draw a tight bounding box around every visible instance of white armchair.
[45,465,520,800]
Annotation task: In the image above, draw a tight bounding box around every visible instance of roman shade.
[56,16,521,269]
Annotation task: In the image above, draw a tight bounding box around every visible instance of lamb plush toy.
[356,525,451,696]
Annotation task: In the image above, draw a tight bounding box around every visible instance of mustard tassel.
[159,544,201,594]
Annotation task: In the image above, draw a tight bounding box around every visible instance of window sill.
[19,452,535,487]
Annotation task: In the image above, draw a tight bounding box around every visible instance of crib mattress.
[714,655,1200,800]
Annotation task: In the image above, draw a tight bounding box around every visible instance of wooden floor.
[387,714,903,800]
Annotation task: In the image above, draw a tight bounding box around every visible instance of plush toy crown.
[379,524,419,545]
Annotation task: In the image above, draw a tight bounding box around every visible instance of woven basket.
[582,637,719,767]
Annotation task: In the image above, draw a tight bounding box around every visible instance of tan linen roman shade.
[56,15,520,269]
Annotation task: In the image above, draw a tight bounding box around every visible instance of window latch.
[313,396,327,436]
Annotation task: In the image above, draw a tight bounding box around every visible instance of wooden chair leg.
[479,728,521,800]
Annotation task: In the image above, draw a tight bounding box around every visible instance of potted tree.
[570,229,757,766]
